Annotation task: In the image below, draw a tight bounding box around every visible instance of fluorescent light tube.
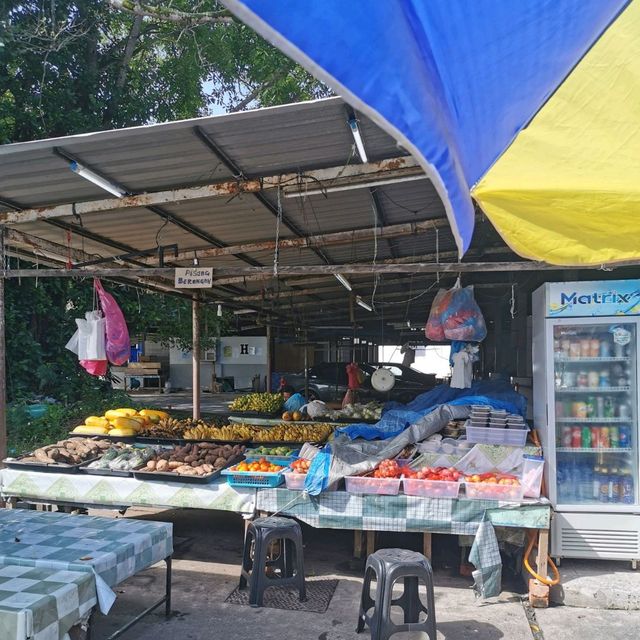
[283,174,426,198]
[334,273,352,291]
[70,161,125,197]
[349,118,368,163]
[356,296,373,312]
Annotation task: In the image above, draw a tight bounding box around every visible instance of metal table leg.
[89,554,173,640]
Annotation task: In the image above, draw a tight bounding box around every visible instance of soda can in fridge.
[609,426,619,449]
[571,426,582,448]
[609,468,621,503]
[581,426,592,448]
[619,425,632,448]
[561,426,573,448]
[603,397,615,418]
[586,396,597,418]
[600,426,611,448]
[591,426,600,448]
[596,396,605,417]
[599,467,610,503]
[621,471,634,504]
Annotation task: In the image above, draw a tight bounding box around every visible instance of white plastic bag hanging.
[66,311,106,360]
[66,310,107,376]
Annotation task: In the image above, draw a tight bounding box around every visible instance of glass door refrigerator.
[533,280,640,564]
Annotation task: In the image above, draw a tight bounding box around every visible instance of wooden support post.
[423,532,432,561]
[0,228,6,464]
[366,531,375,556]
[353,530,364,559]
[192,296,201,420]
[529,528,551,608]
[266,324,272,392]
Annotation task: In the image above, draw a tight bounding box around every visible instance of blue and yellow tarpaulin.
[220,0,639,266]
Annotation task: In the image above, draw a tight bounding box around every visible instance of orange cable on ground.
[524,530,560,586]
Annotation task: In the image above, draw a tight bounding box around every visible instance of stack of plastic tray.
[402,477,461,498]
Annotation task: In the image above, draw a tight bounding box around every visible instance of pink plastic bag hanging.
[80,359,108,376]
[94,279,130,365]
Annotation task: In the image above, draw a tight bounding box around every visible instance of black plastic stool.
[239,516,306,607]
[356,548,436,640]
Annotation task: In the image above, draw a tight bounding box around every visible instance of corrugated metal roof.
[0,95,515,332]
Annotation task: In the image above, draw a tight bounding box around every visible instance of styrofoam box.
[403,478,460,498]
[345,475,401,495]
[284,471,307,491]
[464,482,524,501]
[466,424,529,446]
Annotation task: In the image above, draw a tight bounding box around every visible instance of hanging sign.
[546,280,640,317]
[174,267,213,288]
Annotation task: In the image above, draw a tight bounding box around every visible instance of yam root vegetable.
[147,460,157,471]
[184,455,196,464]
[156,460,169,471]
[202,464,213,473]
[168,461,182,469]
[215,457,226,467]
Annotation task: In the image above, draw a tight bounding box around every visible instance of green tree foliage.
[0,0,329,142]
[0,1,322,404]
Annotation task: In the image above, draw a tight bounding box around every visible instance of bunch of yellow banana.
[252,423,333,443]
[229,393,283,413]
[183,423,256,441]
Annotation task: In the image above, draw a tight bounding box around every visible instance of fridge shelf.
[554,356,630,363]
[556,447,633,453]
[555,386,630,393]
[557,417,628,423]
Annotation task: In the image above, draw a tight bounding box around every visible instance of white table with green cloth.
[0,468,549,599]
[0,563,96,640]
[0,508,173,638]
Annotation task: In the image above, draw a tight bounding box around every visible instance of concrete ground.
[126,391,237,414]
[85,507,640,640]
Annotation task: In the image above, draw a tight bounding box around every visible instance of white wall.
[169,336,268,390]
[378,344,451,378]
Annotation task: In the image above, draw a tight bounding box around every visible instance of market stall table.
[0,509,173,637]
[255,487,552,598]
[0,564,96,640]
[0,468,256,514]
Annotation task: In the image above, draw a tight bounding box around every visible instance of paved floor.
[85,507,640,640]
[127,391,238,414]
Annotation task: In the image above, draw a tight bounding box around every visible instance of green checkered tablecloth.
[0,469,255,514]
[255,488,551,599]
[0,564,96,640]
[0,510,173,614]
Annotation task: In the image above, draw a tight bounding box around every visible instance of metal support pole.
[304,342,309,399]
[0,228,6,463]
[266,324,272,392]
[192,296,201,420]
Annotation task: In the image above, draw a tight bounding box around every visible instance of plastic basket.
[464,481,523,501]
[244,455,298,466]
[221,467,287,488]
[402,478,461,498]
[345,475,401,495]
[522,456,545,498]
[244,447,301,458]
[466,423,529,447]
[283,471,307,491]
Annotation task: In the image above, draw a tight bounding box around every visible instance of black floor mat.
[225,578,339,613]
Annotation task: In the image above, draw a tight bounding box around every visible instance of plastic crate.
[244,455,298,466]
[464,481,523,502]
[466,423,529,447]
[221,467,287,488]
[245,447,301,458]
[402,478,460,498]
[345,475,401,495]
[284,471,307,491]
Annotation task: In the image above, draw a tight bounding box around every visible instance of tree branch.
[229,68,289,112]
[116,14,143,90]
[108,1,234,25]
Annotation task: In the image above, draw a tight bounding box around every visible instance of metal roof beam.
[0,155,421,225]
[141,218,444,264]
[193,125,330,264]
